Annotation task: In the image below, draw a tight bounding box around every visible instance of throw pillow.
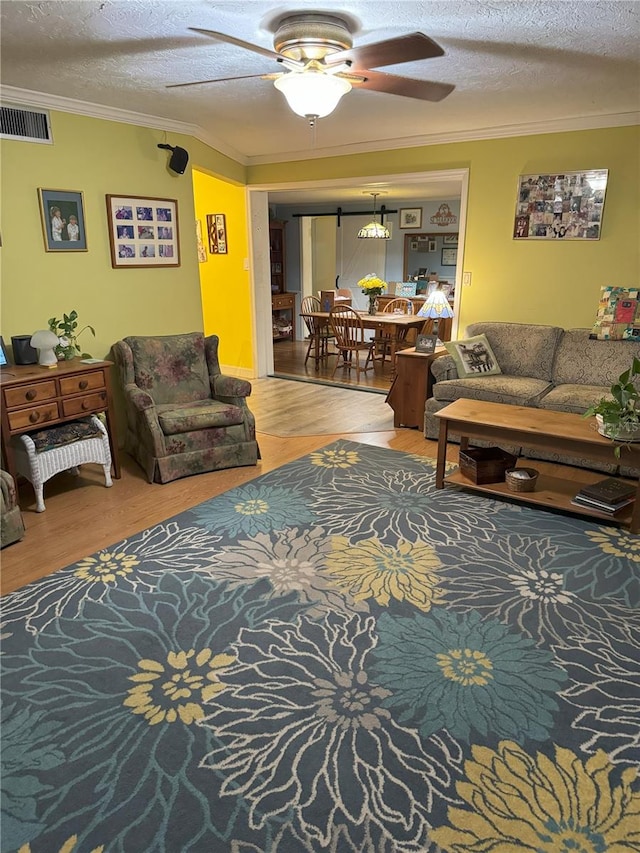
[444,334,502,377]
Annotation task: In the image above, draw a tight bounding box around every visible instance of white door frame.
[248,168,469,378]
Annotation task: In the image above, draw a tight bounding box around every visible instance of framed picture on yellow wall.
[106,195,180,268]
[38,188,88,252]
[206,213,228,254]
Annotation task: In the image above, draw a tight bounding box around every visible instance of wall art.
[207,213,228,254]
[399,208,422,229]
[106,195,180,268]
[38,188,88,252]
[590,286,640,341]
[513,169,608,240]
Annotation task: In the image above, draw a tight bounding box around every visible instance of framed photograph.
[195,220,207,263]
[0,336,10,367]
[443,234,458,245]
[399,208,422,229]
[415,333,438,354]
[441,247,458,266]
[513,169,608,240]
[106,195,179,268]
[38,188,87,252]
[428,239,437,252]
[207,213,228,254]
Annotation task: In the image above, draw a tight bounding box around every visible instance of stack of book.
[572,478,636,514]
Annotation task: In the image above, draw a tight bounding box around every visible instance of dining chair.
[301,295,336,370]
[373,298,414,363]
[329,305,377,381]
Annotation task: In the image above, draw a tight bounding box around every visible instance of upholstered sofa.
[113,333,259,484]
[424,322,640,474]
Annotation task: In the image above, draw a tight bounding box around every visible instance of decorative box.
[458,447,518,484]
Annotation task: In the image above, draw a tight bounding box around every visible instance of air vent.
[0,105,52,143]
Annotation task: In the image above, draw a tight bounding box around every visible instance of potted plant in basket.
[583,356,640,456]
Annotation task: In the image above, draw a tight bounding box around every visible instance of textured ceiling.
[1,0,639,169]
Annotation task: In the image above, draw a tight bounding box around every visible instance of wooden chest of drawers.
[1,359,120,481]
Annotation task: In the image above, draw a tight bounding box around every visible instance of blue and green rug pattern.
[1,441,639,852]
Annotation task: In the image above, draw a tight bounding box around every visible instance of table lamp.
[30,329,60,367]
[416,287,454,343]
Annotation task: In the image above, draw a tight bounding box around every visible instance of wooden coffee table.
[434,399,640,533]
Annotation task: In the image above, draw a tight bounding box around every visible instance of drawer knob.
[26,390,36,401]
[29,411,40,423]
[79,380,88,390]
[81,400,90,410]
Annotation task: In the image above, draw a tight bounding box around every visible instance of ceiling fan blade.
[188,27,286,62]
[328,33,444,71]
[167,72,280,89]
[348,69,454,102]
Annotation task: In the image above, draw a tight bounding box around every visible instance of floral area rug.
[1,440,639,853]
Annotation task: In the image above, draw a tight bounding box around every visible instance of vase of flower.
[357,274,387,316]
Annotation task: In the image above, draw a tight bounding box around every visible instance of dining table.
[302,309,428,379]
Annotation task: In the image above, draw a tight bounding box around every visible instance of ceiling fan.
[168,12,455,124]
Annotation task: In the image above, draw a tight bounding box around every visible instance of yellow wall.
[0,110,245,362]
[249,125,639,332]
[192,169,253,372]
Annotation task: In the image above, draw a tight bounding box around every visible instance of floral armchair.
[1,469,25,548]
[112,333,259,484]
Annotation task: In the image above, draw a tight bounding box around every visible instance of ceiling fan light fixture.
[274,71,351,119]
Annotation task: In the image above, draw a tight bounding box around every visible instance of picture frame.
[399,208,423,229]
[38,188,88,252]
[443,234,458,245]
[0,336,10,367]
[415,333,438,354]
[195,220,207,263]
[513,169,608,240]
[207,213,228,254]
[106,195,180,268]
[441,247,458,266]
[428,239,437,252]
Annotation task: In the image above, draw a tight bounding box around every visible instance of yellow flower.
[431,741,640,852]
[234,497,269,516]
[19,837,104,853]
[326,536,445,610]
[123,648,235,725]
[586,527,640,562]
[74,551,139,584]
[310,448,360,469]
[357,274,388,293]
[437,648,494,686]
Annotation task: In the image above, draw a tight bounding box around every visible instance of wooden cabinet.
[269,219,296,341]
[385,347,447,428]
[1,359,120,482]
[272,292,296,341]
[269,219,286,294]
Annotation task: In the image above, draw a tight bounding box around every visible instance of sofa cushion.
[124,333,211,406]
[537,383,612,415]
[157,400,245,435]
[444,334,502,377]
[466,322,563,381]
[432,375,552,407]
[551,329,640,386]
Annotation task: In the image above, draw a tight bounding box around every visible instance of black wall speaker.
[157,143,189,175]
[12,335,38,365]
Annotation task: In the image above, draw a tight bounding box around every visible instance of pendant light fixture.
[357,192,390,240]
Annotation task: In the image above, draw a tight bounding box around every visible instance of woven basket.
[505,467,539,492]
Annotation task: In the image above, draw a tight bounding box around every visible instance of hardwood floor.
[1,381,451,596]
[272,338,395,391]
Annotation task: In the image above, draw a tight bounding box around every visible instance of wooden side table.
[385,347,447,428]
[1,358,120,483]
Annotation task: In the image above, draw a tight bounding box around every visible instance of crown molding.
[2,85,637,168]
[245,112,640,165]
[0,85,250,166]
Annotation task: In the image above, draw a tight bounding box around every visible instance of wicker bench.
[11,415,113,512]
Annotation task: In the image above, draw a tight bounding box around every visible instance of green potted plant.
[583,356,640,456]
[48,310,95,360]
